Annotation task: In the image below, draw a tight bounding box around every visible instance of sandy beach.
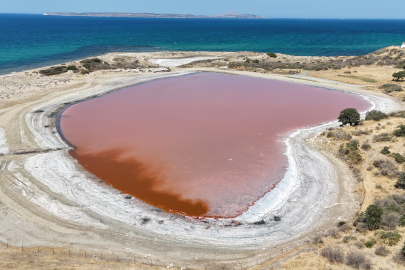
[0,51,403,268]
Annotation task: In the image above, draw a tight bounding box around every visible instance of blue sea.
[1,13,405,75]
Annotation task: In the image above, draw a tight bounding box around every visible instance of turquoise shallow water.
[1,14,405,74]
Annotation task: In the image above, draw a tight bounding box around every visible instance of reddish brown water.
[59,73,370,218]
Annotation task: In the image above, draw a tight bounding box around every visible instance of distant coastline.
[43,11,266,19]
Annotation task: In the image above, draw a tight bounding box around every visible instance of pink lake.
[59,73,370,218]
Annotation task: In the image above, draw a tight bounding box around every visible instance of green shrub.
[347,140,359,151]
[365,238,377,248]
[400,214,405,226]
[266,52,277,58]
[373,133,392,142]
[395,173,405,189]
[66,65,78,71]
[365,110,389,121]
[394,125,405,137]
[379,84,403,93]
[381,146,391,155]
[392,153,405,164]
[365,205,383,230]
[378,231,402,246]
[343,235,357,243]
[338,108,360,126]
[39,65,68,76]
[252,59,259,64]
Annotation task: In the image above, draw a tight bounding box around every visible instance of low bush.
[352,130,370,136]
[373,133,392,142]
[354,241,365,249]
[395,173,405,189]
[320,246,344,264]
[327,129,352,140]
[366,110,389,121]
[379,84,403,93]
[381,213,400,229]
[266,52,277,58]
[393,250,405,265]
[343,235,357,243]
[375,245,390,256]
[372,159,398,178]
[361,143,371,150]
[345,251,366,269]
[365,238,377,248]
[394,125,405,137]
[392,153,405,163]
[378,231,402,246]
[66,65,78,71]
[381,146,391,154]
[391,111,405,118]
[39,65,68,76]
[400,214,405,226]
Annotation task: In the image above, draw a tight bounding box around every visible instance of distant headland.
[43,11,266,19]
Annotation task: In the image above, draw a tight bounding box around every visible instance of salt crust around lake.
[2,57,403,264]
[148,57,222,67]
[0,127,9,154]
[24,73,396,243]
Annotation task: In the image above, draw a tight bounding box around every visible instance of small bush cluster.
[321,247,344,264]
[379,84,403,93]
[327,129,352,140]
[345,252,368,269]
[394,125,405,137]
[343,235,357,243]
[395,173,405,189]
[381,213,400,230]
[361,142,371,150]
[352,129,370,136]
[391,111,405,118]
[377,231,402,246]
[372,159,398,178]
[373,133,392,142]
[80,58,111,71]
[39,65,78,76]
[392,153,405,163]
[366,110,389,121]
[365,238,377,248]
[338,140,363,164]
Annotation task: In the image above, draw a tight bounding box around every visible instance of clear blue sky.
[2,0,405,19]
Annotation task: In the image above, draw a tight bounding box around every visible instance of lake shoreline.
[0,51,402,267]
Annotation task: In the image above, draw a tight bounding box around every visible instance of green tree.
[393,71,405,81]
[338,108,360,126]
[365,204,383,230]
[395,173,405,189]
